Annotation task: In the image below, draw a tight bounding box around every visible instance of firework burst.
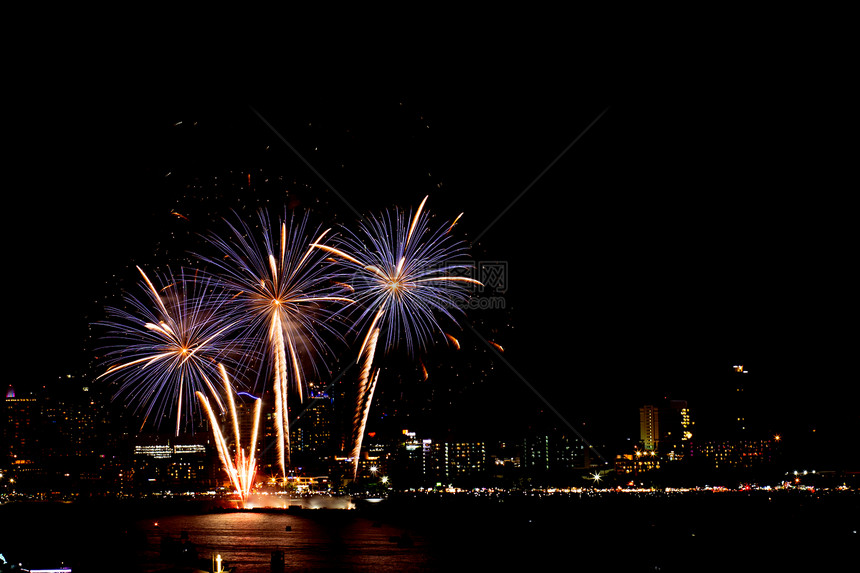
[198,210,353,478]
[97,266,242,435]
[314,196,481,478]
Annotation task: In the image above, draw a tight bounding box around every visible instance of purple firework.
[313,196,481,477]
[97,266,244,435]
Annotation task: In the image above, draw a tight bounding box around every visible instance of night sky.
[8,57,855,467]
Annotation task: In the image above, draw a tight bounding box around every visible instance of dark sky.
[8,55,854,466]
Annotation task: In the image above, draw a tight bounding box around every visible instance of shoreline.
[3,485,856,514]
[2,490,856,572]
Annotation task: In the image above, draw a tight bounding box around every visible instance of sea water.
[1,491,857,572]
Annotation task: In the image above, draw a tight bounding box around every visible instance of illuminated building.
[618,400,697,475]
[132,434,215,494]
[669,400,693,440]
[261,405,278,478]
[491,441,521,468]
[256,385,337,478]
[443,441,488,484]
[284,475,330,492]
[691,437,777,470]
[391,430,488,487]
[523,434,551,472]
[391,430,424,486]
[639,405,660,451]
[489,441,522,484]
[289,389,335,460]
[639,400,694,458]
[357,453,386,478]
[522,430,589,483]
[2,380,131,494]
[730,364,750,436]
[2,387,41,479]
[615,449,661,475]
[40,378,113,490]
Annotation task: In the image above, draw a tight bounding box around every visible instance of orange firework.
[196,365,262,505]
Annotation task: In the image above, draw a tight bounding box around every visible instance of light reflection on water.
[139,498,428,572]
[240,493,356,511]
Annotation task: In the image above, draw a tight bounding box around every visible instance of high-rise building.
[39,380,110,492]
[692,437,777,470]
[523,433,551,472]
[639,400,694,455]
[639,405,660,451]
[522,430,589,480]
[3,387,41,480]
[289,389,335,460]
[446,441,488,483]
[132,433,215,494]
[261,400,278,478]
[730,364,750,436]
[391,430,424,487]
[3,380,126,494]
[389,430,489,487]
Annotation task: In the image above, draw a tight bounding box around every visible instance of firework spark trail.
[315,196,481,478]
[352,367,380,468]
[196,366,262,505]
[223,364,242,457]
[198,210,353,479]
[97,266,241,434]
[247,396,262,493]
[270,316,290,475]
[350,327,380,466]
[198,391,242,496]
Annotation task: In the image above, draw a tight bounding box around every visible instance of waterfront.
[137,509,430,572]
[1,490,858,572]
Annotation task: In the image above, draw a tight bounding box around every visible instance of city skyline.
[3,30,857,573]
[8,75,854,472]
[4,374,843,496]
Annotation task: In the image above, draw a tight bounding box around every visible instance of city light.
[4,78,854,573]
